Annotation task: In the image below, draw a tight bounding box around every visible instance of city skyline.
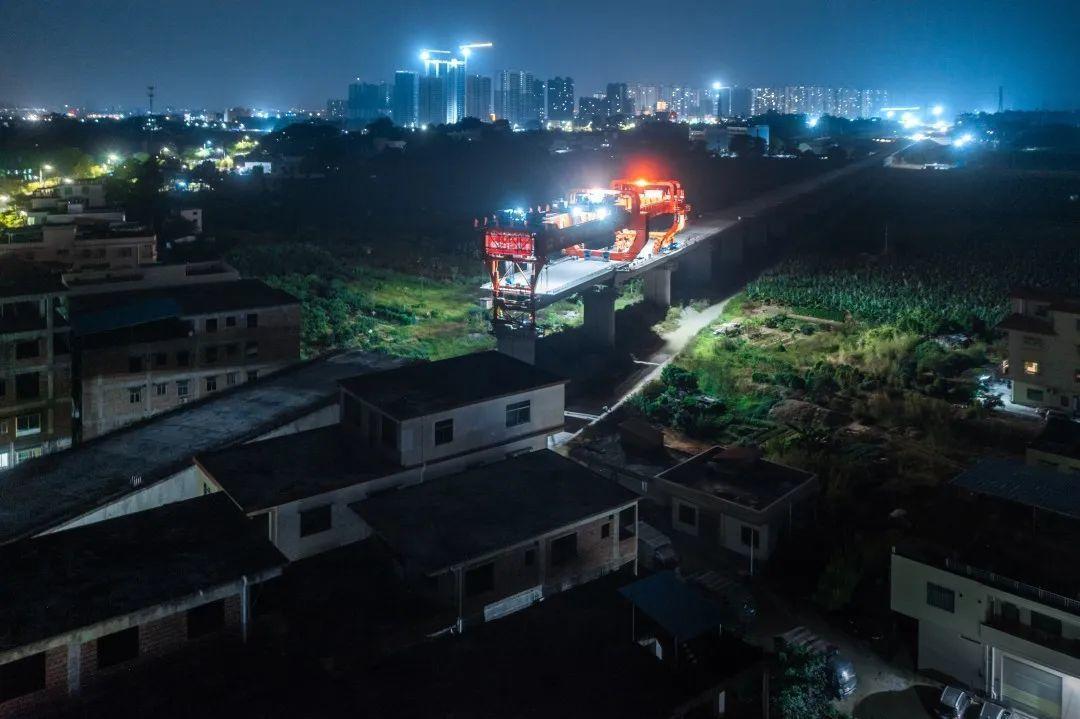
[3,0,1077,113]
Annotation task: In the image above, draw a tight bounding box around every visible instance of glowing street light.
[107,153,120,164]
[712,81,722,91]
[932,104,944,117]
[39,164,54,184]
[807,116,820,128]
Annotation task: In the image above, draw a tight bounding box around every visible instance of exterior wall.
[0,225,155,271]
[252,402,341,442]
[1028,448,1080,474]
[78,304,301,440]
[1004,300,1080,412]
[891,550,1080,716]
[348,384,564,469]
[0,585,252,718]
[425,504,637,627]
[0,292,74,470]
[47,466,213,535]
[259,467,421,561]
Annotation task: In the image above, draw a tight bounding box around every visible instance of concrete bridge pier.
[582,285,617,347]
[642,266,673,307]
[496,328,537,365]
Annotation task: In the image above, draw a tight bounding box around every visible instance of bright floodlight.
[107,153,120,163]
[596,207,610,220]
[42,164,53,171]
[419,51,430,61]
[461,47,471,57]
[712,81,722,91]
[932,105,944,117]
[885,110,895,119]
[635,178,647,187]
[807,116,819,128]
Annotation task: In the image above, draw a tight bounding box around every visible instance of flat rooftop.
[950,457,1080,520]
[355,450,637,574]
[1030,418,1080,462]
[338,350,566,420]
[658,446,816,511]
[70,278,298,335]
[0,494,285,653]
[0,350,404,545]
[197,426,402,512]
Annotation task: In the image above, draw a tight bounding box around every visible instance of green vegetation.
[770,644,848,719]
[228,242,492,359]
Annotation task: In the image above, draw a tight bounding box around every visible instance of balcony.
[984,614,1080,661]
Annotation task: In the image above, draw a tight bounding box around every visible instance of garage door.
[919,622,983,687]
[1002,656,1062,719]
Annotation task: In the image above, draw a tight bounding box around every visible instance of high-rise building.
[730,87,753,118]
[526,78,546,124]
[577,96,604,121]
[628,84,660,114]
[605,83,633,117]
[325,99,346,120]
[417,75,447,126]
[860,89,889,118]
[465,74,492,120]
[420,51,468,124]
[751,87,785,115]
[347,81,388,123]
[495,70,529,126]
[546,77,575,121]
[392,71,418,127]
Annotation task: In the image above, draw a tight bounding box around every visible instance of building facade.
[998,289,1080,413]
[546,77,574,122]
[391,71,418,127]
[0,223,155,272]
[465,74,492,120]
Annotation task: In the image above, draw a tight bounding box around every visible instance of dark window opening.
[245,341,259,358]
[434,419,454,445]
[465,562,495,597]
[678,503,698,527]
[225,316,236,328]
[246,313,258,328]
[524,548,536,567]
[204,346,218,363]
[299,505,332,537]
[1031,611,1062,637]
[15,373,39,400]
[0,653,45,701]
[128,356,143,373]
[97,626,139,668]
[926,582,955,613]
[601,522,611,539]
[250,512,270,539]
[153,352,167,367]
[505,399,531,427]
[187,599,226,639]
[205,318,218,333]
[14,340,39,360]
[381,415,398,449]
[176,350,190,367]
[550,533,578,567]
[741,525,760,548]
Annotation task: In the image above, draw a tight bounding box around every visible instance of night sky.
[2,0,1077,112]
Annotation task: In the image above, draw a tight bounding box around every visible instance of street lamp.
[40,164,54,185]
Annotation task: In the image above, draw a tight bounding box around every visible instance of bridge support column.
[642,267,672,307]
[582,286,617,348]
[495,329,537,365]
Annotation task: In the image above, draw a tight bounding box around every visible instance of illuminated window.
[1024,361,1040,375]
[15,414,40,437]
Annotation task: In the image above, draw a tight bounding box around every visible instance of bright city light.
[635,178,647,187]
[42,164,54,171]
[932,105,944,117]
[954,132,975,147]
[419,51,430,61]
[107,153,120,163]
[712,82,722,91]
[807,116,819,128]
[595,207,610,220]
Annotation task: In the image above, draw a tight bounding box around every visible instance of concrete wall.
[891,550,1080,715]
[1004,305,1080,412]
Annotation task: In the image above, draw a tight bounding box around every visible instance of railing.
[984,615,1080,660]
[943,556,1080,617]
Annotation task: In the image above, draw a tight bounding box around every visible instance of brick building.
[0,222,156,271]
[356,450,638,629]
[0,261,73,469]
[70,279,301,440]
[0,494,285,717]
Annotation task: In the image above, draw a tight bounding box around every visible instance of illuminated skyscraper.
[347,80,387,123]
[495,70,529,126]
[465,74,492,120]
[546,77,575,121]
[605,83,633,117]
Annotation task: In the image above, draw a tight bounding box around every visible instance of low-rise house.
[0,494,285,717]
[355,449,638,629]
[998,288,1080,413]
[0,260,73,469]
[1028,417,1080,473]
[891,458,1080,719]
[0,222,156,271]
[70,278,301,439]
[654,445,817,565]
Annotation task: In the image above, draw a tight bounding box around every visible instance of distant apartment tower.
[605,83,633,117]
[577,96,604,121]
[546,77,575,121]
[0,261,73,469]
[730,87,753,117]
[495,70,530,126]
[325,99,346,119]
[751,87,785,115]
[417,75,447,127]
[629,84,660,114]
[860,89,889,118]
[392,71,418,127]
[347,81,388,123]
[465,74,492,120]
[527,78,546,124]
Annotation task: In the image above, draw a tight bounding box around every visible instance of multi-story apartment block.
[0,261,73,469]
[998,289,1080,413]
[0,222,155,271]
[70,279,301,440]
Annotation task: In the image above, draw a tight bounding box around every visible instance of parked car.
[637,522,678,569]
[936,686,973,719]
[774,626,857,698]
[978,702,1011,719]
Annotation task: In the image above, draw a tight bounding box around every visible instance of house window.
[465,562,495,597]
[153,352,167,367]
[225,343,238,358]
[1000,601,1020,624]
[246,370,258,383]
[926,582,955,613]
[246,312,258,328]
[381,415,398,449]
[677,502,698,528]
[205,318,218,332]
[601,522,611,539]
[1027,388,1045,402]
[15,413,40,437]
[187,599,226,639]
[299,505,332,537]
[176,350,190,367]
[128,386,142,404]
[226,372,238,386]
[524,548,536,566]
[14,447,42,463]
[154,383,167,397]
[225,316,236,328]
[434,419,454,445]
[245,341,259,358]
[15,372,39,400]
[205,376,217,392]
[1023,360,1039,375]
[0,379,5,397]
[14,340,39,359]
[97,626,139,668]
[0,652,45,702]
[129,356,144,373]
[505,399,531,427]
[550,532,578,566]
[0,452,8,469]
[176,380,190,398]
[1030,611,1062,637]
[741,525,760,549]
